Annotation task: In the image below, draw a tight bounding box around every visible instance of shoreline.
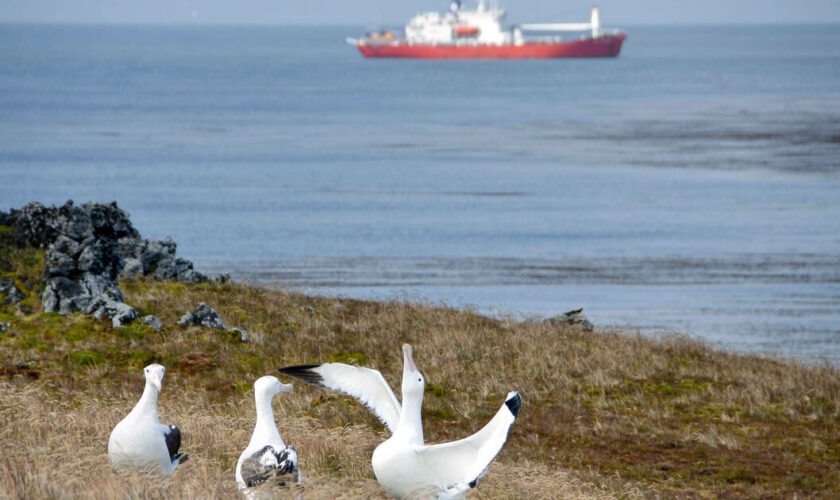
[198,258,840,364]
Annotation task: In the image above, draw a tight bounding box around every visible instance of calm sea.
[1,24,839,361]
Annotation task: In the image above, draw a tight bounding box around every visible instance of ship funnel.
[590,5,601,37]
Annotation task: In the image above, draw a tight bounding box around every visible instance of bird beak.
[278,383,293,393]
[403,344,418,373]
[151,370,163,391]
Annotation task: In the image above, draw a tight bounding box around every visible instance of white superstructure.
[405,0,509,45]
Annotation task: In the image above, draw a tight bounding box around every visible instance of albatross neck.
[395,388,424,445]
[252,391,283,446]
[131,380,160,419]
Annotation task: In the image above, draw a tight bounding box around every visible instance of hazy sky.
[1,0,838,25]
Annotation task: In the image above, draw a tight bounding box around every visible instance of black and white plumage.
[279,344,520,499]
[235,376,300,490]
[108,364,189,475]
[239,445,299,488]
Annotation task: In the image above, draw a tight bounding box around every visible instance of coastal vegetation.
[1,226,839,498]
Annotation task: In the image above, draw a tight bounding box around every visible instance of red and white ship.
[348,1,626,59]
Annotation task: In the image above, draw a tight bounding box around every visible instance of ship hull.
[357,33,626,59]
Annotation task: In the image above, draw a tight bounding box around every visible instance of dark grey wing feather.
[278,364,326,388]
[165,425,188,464]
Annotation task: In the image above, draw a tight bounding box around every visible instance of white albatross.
[107,363,188,475]
[279,344,521,499]
[235,376,300,490]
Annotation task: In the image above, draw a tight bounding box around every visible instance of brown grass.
[1,243,839,498]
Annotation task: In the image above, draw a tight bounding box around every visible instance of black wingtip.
[278,364,325,388]
[505,392,521,418]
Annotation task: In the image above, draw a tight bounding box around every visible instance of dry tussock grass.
[0,378,609,499]
[1,276,838,498]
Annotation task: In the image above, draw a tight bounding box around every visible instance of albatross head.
[144,363,165,392]
[401,344,425,399]
[254,375,293,400]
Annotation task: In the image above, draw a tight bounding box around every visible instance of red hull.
[357,33,626,59]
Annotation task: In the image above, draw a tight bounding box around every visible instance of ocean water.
[1,24,839,361]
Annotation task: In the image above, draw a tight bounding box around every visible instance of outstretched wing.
[279,363,401,433]
[416,392,521,491]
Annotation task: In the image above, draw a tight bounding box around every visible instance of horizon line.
[2,20,840,27]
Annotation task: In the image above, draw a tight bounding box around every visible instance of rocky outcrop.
[118,237,205,283]
[1,200,207,326]
[177,302,226,330]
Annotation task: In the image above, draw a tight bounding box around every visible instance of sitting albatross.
[108,364,188,475]
[279,344,520,499]
[236,376,300,490]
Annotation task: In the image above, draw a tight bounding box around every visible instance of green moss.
[423,407,458,421]
[329,350,368,365]
[717,467,757,484]
[15,337,39,350]
[237,354,264,372]
[115,322,155,340]
[229,306,252,324]
[68,349,106,366]
[233,381,252,392]
[39,312,66,324]
[127,350,156,368]
[789,475,819,490]
[425,383,451,398]
[63,320,98,342]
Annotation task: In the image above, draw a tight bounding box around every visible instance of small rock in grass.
[141,315,163,332]
[545,307,594,331]
[0,278,25,305]
[177,302,226,330]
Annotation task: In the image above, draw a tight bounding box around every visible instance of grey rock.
[76,242,104,273]
[10,201,60,248]
[0,278,24,305]
[41,277,84,314]
[141,315,163,332]
[177,302,226,330]
[177,312,194,327]
[545,308,594,331]
[119,258,143,280]
[0,322,8,333]
[52,235,81,259]
[85,296,138,327]
[231,327,249,342]
[81,272,122,302]
[44,250,75,278]
[215,273,231,284]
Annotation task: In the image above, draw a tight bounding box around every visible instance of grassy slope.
[1,226,839,499]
